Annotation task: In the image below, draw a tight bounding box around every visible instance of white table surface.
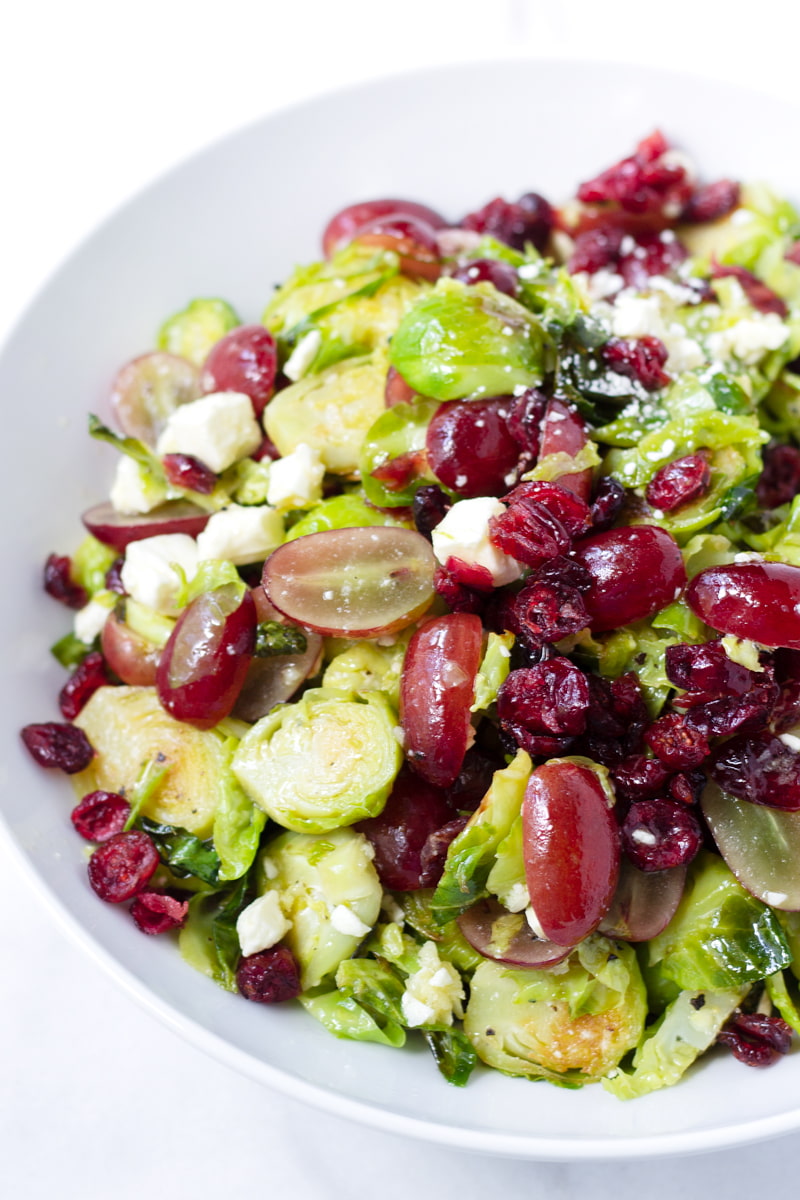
[4,2,800,1194]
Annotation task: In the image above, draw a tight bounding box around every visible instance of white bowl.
[3,59,800,1160]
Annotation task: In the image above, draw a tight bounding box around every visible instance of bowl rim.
[6,55,800,1161]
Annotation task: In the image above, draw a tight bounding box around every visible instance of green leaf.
[123,757,171,831]
[254,620,308,658]
[212,741,267,883]
[51,632,94,668]
[138,816,221,885]
[423,1027,477,1087]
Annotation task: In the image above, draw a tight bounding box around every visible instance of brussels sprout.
[471,631,514,714]
[400,891,484,974]
[431,749,531,925]
[264,353,387,473]
[212,740,267,882]
[71,535,118,596]
[359,399,440,508]
[389,278,551,401]
[232,687,402,833]
[603,985,745,1099]
[72,685,235,837]
[157,298,241,366]
[605,410,766,492]
[322,637,409,706]
[485,815,527,911]
[464,936,646,1083]
[285,494,410,542]
[648,851,791,991]
[261,826,382,989]
[180,874,250,991]
[300,980,406,1048]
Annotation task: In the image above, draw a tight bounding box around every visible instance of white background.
[3,1,800,1195]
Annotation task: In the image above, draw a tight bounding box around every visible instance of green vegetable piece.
[180,873,252,992]
[71,535,118,597]
[485,815,527,911]
[464,937,646,1084]
[51,632,95,668]
[431,750,531,926]
[423,1028,478,1088]
[766,969,800,1035]
[648,851,792,990]
[286,494,407,541]
[123,756,171,830]
[262,826,382,989]
[300,987,405,1048]
[322,638,408,707]
[359,398,440,508]
[254,621,308,658]
[389,278,551,401]
[471,631,514,714]
[212,740,267,883]
[157,298,241,366]
[138,815,221,884]
[264,353,387,474]
[233,688,401,833]
[603,985,745,1100]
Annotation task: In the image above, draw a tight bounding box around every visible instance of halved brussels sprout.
[157,298,241,366]
[264,353,387,473]
[463,936,646,1083]
[389,278,552,401]
[262,826,382,989]
[322,637,409,706]
[72,685,232,837]
[285,494,409,542]
[232,687,402,833]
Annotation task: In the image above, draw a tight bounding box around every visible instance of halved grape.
[572,526,686,632]
[598,857,687,941]
[110,352,201,447]
[702,779,800,909]
[82,501,210,550]
[322,198,447,258]
[156,586,256,728]
[538,397,592,501]
[263,527,435,637]
[400,612,483,788]
[687,562,800,649]
[457,898,574,967]
[100,610,161,686]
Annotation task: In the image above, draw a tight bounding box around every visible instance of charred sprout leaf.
[254,620,308,658]
[423,1027,478,1087]
[137,815,221,885]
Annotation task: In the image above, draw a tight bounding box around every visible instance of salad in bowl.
[21,130,800,1100]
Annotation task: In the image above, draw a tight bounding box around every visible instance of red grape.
[426,397,521,497]
[322,198,447,258]
[538,397,592,501]
[201,325,278,416]
[687,562,800,649]
[572,525,686,632]
[82,500,210,551]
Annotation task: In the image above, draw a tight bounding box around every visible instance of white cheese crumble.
[73,593,116,644]
[610,290,704,375]
[195,503,284,565]
[400,941,465,1028]
[706,314,788,365]
[431,496,523,587]
[330,904,371,938]
[779,733,800,753]
[156,391,262,473]
[120,533,199,615]
[503,882,530,913]
[110,456,168,515]
[266,442,325,511]
[283,330,322,382]
[236,891,292,957]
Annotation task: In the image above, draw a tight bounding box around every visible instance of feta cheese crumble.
[283,330,322,382]
[196,503,284,565]
[74,593,116,644]
[120,533,199,615]
[236,891,292,956]
[156,391,262,473]
[266,442,325,511]
[431,496,523,587]
[400,941,465,1028]
[330,904,371,938]
[110,456,168,515]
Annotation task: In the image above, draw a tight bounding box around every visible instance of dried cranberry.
[602,336,671,391]
[43,553,87,610]
[666,640,755,696]
[130,889,189,934]
[569,224,625,275]
[461,193,553,252]
[21,722,94,774]
[710,262,788,317]
[497,659,590,744]
[577,131,692,217]
[251,433,281,462]
[371,449,427,493]
[644,713,710,769]
[161,453,217,494]
[617,232,689,289]
[419,816,470,887]
[683,682,778,738]
[412,484,451,539]
[87,831,159,903]
[621,798,703,872]
[59,651,111,720]
[71,790,130,842]
[612,754,671,803]
[433,562,490,615]
[582,672,647,765]
[514,577,588,644]
[445,748,500,811]
[717,1012,793,1067]
[104,557,126,595]
[506,387,547,458]
[504,481,593,540]
[710,731,800,810]
[669,770,705,805]
[646,454,711,512]
[681,180,740,223]
[757,443,800,510]
[590,476,625,532]
[450,258,519,296]
[385,365,417,407]
[489,498,570,569]
[236,945,301,1003]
